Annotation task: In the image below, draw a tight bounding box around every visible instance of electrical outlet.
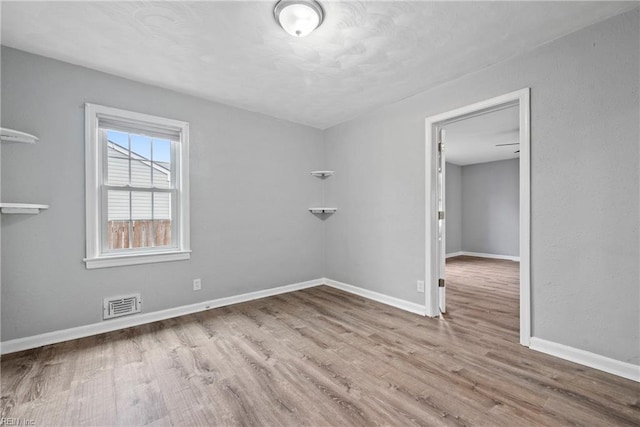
[193,278,202,291]
[417,280,425,293]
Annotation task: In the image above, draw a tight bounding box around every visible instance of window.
[85,104,190,268]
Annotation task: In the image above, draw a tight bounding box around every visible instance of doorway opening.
[425,89,531,346]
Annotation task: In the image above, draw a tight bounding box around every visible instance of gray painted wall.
[445,163,462,254]
[325,9,639,364]
[1,47,325,341]
[461,159,519,257]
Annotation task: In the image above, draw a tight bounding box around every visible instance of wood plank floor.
[2,256,639,426]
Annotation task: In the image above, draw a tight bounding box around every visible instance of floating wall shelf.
[309,207,337,214]
[1,128,48,214]
[310,170,334,178]
[0,203,49,215]
[0,127,39,144]
[309,170,335,216]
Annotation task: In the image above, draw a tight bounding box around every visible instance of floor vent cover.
[103,293,142,319]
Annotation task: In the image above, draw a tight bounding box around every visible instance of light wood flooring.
[1,256,639,426]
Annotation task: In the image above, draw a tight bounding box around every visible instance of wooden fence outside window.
[108,220,172,249]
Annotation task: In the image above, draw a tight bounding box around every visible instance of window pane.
[130,133,151,159]
[153,193,172,247]
[130,134,152,187]
[153,192,171,220]
[132,192,152,248]
[152,139,172,189]
[131,191,152,220]
[107,190,131,250]
[106,130,129,186]
[107,190,130,221]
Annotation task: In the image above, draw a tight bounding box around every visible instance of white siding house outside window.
[84,104,190,269]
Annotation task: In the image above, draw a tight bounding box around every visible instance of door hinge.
[438,279,445,287]
[438,211,445,220]
[438,142,444,152]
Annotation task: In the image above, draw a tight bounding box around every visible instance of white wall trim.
[4,276,637,383]
[1,277,429,355]
[323,278,428,316]
[530,337,640,383]
[425,88,531,348]
[0,277,429,355]
[84,250,191,269]
[455,251,520,262]
[0,278,323,355]
[446,251,464,258]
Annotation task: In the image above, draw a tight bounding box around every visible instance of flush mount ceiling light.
[274,0,324,37]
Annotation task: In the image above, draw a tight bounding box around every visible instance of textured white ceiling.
[444,105,519,166]
[1,1,635,129]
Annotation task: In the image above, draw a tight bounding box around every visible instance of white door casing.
[437,128,447,314]
[424,88,531,347]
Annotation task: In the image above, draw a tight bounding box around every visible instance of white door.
[437,128,446,313]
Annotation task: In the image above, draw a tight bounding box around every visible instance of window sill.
[84,250,191,269]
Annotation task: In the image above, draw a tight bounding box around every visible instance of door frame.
[437,129,447,313]
[424,88,531,347]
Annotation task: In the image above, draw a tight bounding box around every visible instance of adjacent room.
[442,105,521,335]
[1,1,638,426]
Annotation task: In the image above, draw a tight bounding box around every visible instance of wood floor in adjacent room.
[2,257,639,426]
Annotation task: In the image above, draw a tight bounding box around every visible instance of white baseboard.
[323,278,428,316]
[456,251,520,262]
[446,251,463,258]
[5,279,636,384]
[0,277,427,355]
[0,278,323,355]
[529,337,639,382]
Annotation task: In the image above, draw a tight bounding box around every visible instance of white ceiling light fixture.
[274,0,324,37]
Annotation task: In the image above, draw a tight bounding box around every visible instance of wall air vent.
[103,293,142,319]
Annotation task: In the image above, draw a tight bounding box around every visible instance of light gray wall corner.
[323,115,426,304]
[445,163,462,254]
[324,9,639,364]
[461,158,519,257]
[1,46,325,341]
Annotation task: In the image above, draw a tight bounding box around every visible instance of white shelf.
[309,207,337,214]
[310,170,334,177]
[0,203,49,214]
[310,171,335,216]
[1,127,39,144]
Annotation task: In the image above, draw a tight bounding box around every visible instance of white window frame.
[84,103,190,269]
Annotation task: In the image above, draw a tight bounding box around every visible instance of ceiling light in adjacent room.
[274,0,324,37]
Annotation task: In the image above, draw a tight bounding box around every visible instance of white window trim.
[84,103,190,269]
